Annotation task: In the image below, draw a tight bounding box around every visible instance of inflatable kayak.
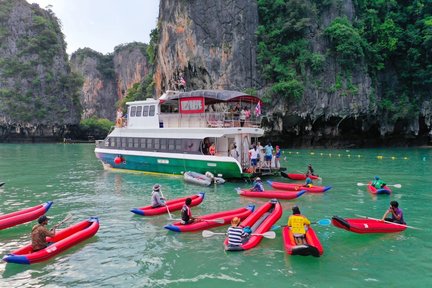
[331,216,407,234]
[367,183,392,195]
[184,171,212,186]
[281,172,320,181]
[236,188,306,200]
[267,180,331,193]
[224,199,282,251]
[2,217,99,264]
[164,204,255,232]
[130,192,205,216]
[282,226,323,257]
[0,201,53,231]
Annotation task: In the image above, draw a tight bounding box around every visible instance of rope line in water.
[281,150,410,160]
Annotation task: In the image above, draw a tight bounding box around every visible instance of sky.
[26,0,160,55]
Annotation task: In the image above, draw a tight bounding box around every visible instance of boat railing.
[158,112,261,128]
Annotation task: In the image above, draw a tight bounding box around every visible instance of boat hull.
[331,216,407,233]
[224,200,282,251]
[236,188,306,199]
[281,172,320,181]
[130,192,205,216]
[2,217,99,264]
[0,201,53,231]
[95,149,243,178]
[367,183,392,195]
[267,181,331,193]
[282,226,323,257]
[164,205,255,232]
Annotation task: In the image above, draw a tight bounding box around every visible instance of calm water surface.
[0,144,431,287]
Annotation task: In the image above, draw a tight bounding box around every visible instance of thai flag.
[255,101,261,116]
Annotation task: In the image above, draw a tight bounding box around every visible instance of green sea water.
[0,144,431,288]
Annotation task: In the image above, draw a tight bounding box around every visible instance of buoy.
[114,156,122,164]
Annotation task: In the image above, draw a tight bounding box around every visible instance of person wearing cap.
[371,176,386,189]
[251,177,264,192]
[151,184,165,208]
[287,206,311,245]
[31,215,56,252]
[226,217,248,247]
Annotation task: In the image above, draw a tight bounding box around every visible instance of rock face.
[0,0,81,142]
[70,43,150,121]
[154,0,259,96]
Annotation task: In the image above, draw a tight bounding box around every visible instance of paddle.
[158,190,173,220]
[0,182,5,187]
[271,218,331,231]
[202,230,276,239]
[170,218,225,224]
[355,214,421,230]
[357,183,402,188]
[52,213,72,230]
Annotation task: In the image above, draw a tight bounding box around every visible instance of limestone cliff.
[154,0,258,96]
[70,43,150,121]
[0,0,81,142]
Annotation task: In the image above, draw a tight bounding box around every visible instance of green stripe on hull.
[96,153,243,178]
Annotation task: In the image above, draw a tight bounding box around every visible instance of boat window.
[154,138,160,150]
[146,138,153,149]
[128,138,133,148]
[143,106,149,117]
[133,138,139,148]
[130,106,137,117]
[121,137,127,148]
[175,139,182,150]
[109,137,115,147]
[168,139,175,150]
[183,139,200,152]
[160,138,167,150]
[149,105,155,116]
[136,106,142,117]
[140,138,146,149]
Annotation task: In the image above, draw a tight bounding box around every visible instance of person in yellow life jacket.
[303,177,313,188]
[287,206,311,245]
[209,143,216,155]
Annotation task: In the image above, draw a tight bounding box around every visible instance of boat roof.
[160,90,260,104]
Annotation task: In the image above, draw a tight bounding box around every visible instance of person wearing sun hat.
[251,177,264,192]
[151,184,165,208]
[226,217,248,247]
[31,215,56,252]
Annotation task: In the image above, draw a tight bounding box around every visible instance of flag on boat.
[255,101,261,116]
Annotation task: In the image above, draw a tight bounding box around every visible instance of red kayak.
[224,199,282,251]
[331,216,407,233]
[282,226,323,257]
[164,204,255,232]
[130,192,205,216]
[0,201,53,231]
[236,188,306,200]
[2,217,99,264]
[367,183,392,195]
[267,180,331,193]
[281,171,320,180]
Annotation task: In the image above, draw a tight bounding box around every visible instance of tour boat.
[224,199,282,251]
[282,226,323,257]
[331,216,407,233]
[164,204,255,232]
[235,188,306,200]
[95,90,283,179]
[2,217,99,264]
[0,201,53,231]
[130,192,205,216]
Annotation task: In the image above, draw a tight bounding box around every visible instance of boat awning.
[160,90,261,105]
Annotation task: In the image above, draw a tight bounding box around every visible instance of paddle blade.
[316,219,331,226]
[202,230,215,238]
[262,231,276,239]
[357,183,367,186]
[392,184,402,188]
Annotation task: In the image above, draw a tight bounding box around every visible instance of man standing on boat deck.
[31,215,56,252]
[264,143,274,171]
[151,184,165,208]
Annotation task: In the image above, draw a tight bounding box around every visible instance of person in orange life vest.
[209,143,216,155]
[181,198,198,224]
[31,215,56,252]
[287,206,311,245]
